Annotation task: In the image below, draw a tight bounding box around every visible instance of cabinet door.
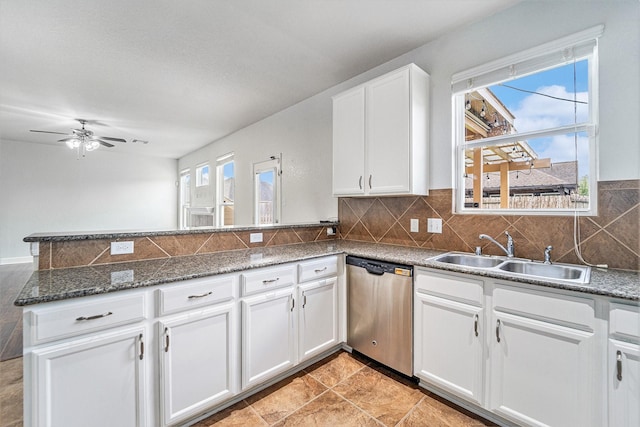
[366,67,411,195]
[31,326,147,427]
[159,302,237,426]
[298,278,338,362]
[332,86,365,196]
[609,339,640,427]
[414,290,484,406]
[489,311,596,427]
[241,287,296,390]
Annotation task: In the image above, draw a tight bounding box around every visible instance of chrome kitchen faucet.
[479,231,515,257]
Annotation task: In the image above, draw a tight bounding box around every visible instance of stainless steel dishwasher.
[346,255,413,376]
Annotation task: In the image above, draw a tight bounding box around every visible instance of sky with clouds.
[488,60,591,178]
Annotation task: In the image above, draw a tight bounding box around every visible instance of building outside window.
[452,26,601,215]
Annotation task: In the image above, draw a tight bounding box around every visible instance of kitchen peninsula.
[15,225,639,427]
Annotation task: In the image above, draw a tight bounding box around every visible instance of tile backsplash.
[339,180,639,271]
[38,226,336,270]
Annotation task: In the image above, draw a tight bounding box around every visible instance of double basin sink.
[429,252,591,284]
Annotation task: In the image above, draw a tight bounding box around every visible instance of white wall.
[0,140,178,262]
[179,93,337,225]
[180,0,639,219]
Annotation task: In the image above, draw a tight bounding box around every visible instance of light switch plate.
[410,218,419,233]
[427,218,443,233]
[250,233,263,243]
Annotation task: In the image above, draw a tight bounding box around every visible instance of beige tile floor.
[192,351,494,427]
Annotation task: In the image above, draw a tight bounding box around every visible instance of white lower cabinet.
[414,271,484,406]
[31,325,148,427]
[159,302,237,426]
[489,311,596,426]
[298,277,339,362]
[241,286,297,390]
[608,302,640,427]
[414,268,605,427]
[489,283,598,427]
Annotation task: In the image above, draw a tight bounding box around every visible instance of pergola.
[464,88,551,208]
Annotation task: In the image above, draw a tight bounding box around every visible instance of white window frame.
[216,153,234,227]
[195,163,210,187]
[451,26,603,216]
[253,156,282,225]
[178,169,191,229]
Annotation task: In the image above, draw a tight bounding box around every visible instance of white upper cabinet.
[332,63,429,196]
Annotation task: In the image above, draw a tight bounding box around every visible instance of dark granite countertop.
[23,222,339,242]
[14,241,639,306]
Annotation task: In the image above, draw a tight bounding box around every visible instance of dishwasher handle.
[365,264,385,275]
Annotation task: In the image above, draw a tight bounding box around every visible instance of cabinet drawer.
[30,292,146,344]
[493,284,595,330]
[241,264,296,296]
[157,275,236,316]
[610,302,640,340]
[298,256,338,283]
[415,269,484,306]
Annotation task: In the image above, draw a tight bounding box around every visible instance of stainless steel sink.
[430,252,505,268]
[497,260,591,283]
[428,252,591,284]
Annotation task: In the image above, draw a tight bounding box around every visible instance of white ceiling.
[0,0,518,159]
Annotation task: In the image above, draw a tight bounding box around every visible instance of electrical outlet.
[250,233,263,243]
[410,218,419,233]
[110,241,134,255]
[427,218,443,234]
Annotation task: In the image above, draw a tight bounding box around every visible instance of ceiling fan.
[30,119,127,157]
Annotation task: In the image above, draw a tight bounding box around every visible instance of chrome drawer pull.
[496,319,501,343]
[262,278,280,284]
[358,176,363,190]
[617,350,623,381]
[164,327,170,353]
[76,311,113,321]
[474,314,479,337]
[314,267,328,273]
[188,291,213,299]
[139,334,144,360]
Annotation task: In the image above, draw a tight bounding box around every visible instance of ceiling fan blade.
[30,130,69,135]
[95,135,126,143]
[96,139,115,148]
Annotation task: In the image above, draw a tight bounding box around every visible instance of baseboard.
[0,256,33,265]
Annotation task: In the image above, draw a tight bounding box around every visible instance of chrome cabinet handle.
[290,296,295,312]
[358,176,363,189]
[263,278,280,284]
[314,267,327,273]
[617,350,623,381]
[164,327,170,353]
[188,291,212,299]
[496,319,501,343]
[76,311,113,321]
[368,175,372,189]
[303,294,307,308]
[139,334,144,360]
[474,314,479,337]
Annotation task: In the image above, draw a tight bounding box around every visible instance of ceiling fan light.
[66,138,80,149]
[86,140,100,151]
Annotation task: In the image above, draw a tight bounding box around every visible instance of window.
[216,153,235,227]
[195,163,210,187]
[452,26,602,215]
[254,156,281,225]
[179,169,191,229]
